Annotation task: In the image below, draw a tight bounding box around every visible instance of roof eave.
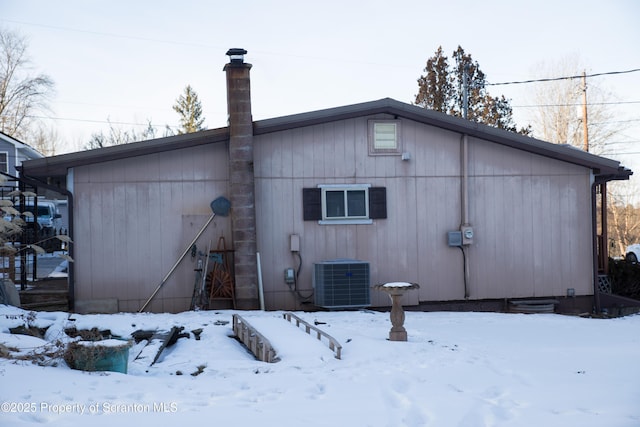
[253,98,628,178]
[21,98,631,182]
[21,127,230,177]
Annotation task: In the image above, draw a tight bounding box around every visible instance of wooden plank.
[282,312,342,359]
[232,314,277,363]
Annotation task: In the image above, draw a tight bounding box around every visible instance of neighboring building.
[20,50,632,314]
[0,131,43,182]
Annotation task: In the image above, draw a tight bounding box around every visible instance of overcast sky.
[1,0,639,176]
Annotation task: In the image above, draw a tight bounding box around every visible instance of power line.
[591,119,640,125]
[512,101,640,108]
[25,115,180,129]
[488,68,640,86]
[5,17,640,138]
[5,17,640,82]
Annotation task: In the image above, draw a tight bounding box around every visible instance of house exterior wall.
[467,139,593,300]
[253,114,593,310]
[71,142,231,312]
[68,114,594,313]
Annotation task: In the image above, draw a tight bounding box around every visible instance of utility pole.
[582,71,589,152]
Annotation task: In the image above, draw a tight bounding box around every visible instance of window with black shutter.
[303,188,322,221]
[303,185,387,224]
[369,187,387,219]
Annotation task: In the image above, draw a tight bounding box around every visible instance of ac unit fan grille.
[314,260,370,309]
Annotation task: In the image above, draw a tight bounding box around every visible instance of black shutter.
[303,188,322,221]
[369,187,387,219]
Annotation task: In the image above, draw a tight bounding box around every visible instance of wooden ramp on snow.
[282,312,342,359]
[232,313,342,363]
[232,314,277,363]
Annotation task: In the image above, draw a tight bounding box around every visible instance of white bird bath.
[373,282,420,341]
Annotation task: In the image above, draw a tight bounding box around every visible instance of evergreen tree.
[415,46,453,114]
[415,46,530,135]
[173,85,205,134]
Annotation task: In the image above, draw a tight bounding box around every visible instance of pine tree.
[173,85,205,134]
[415,46,453,114]
[415,46,530,135]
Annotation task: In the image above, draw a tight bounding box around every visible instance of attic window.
[369,120,401,155]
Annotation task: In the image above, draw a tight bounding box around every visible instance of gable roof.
[0,131,44,160]
[19,98,631,180]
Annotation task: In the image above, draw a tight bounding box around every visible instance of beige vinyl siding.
[72,144,230,312]
[467,138,592,299]
[254,115,593,310]
[70,113,594,312]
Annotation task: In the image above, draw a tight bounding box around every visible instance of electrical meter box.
[461,226,474,245]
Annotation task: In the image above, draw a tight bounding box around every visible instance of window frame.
[368,119,402,156]
[0,152,8,174]
[319,184,372,225]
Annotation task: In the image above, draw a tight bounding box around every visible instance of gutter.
[15,167,75,312]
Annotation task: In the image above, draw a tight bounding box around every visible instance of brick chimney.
[224,48,259,309]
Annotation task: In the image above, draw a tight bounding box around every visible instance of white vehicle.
[12,201,62,232]
[625,244,640,263]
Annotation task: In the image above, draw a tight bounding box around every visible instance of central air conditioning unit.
[313,259,370,309]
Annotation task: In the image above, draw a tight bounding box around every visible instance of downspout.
[15,167,75,311]
[461,135,469,226]
[459,64,471,299]
[460,133,470,299]
[591,175,601,314]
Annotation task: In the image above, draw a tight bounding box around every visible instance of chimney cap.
[226,48,247,63]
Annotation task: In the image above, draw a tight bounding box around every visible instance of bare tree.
[526,56,625,155]
[607,181,640,257]
[0,28,55,139]
[85,119,157,150]
[28,123,59,156]
[526,57,638,260]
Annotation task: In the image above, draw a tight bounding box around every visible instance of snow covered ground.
[0,305,639,427]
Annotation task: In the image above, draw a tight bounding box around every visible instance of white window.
[320,184,371,224]
[369,120,401,155]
